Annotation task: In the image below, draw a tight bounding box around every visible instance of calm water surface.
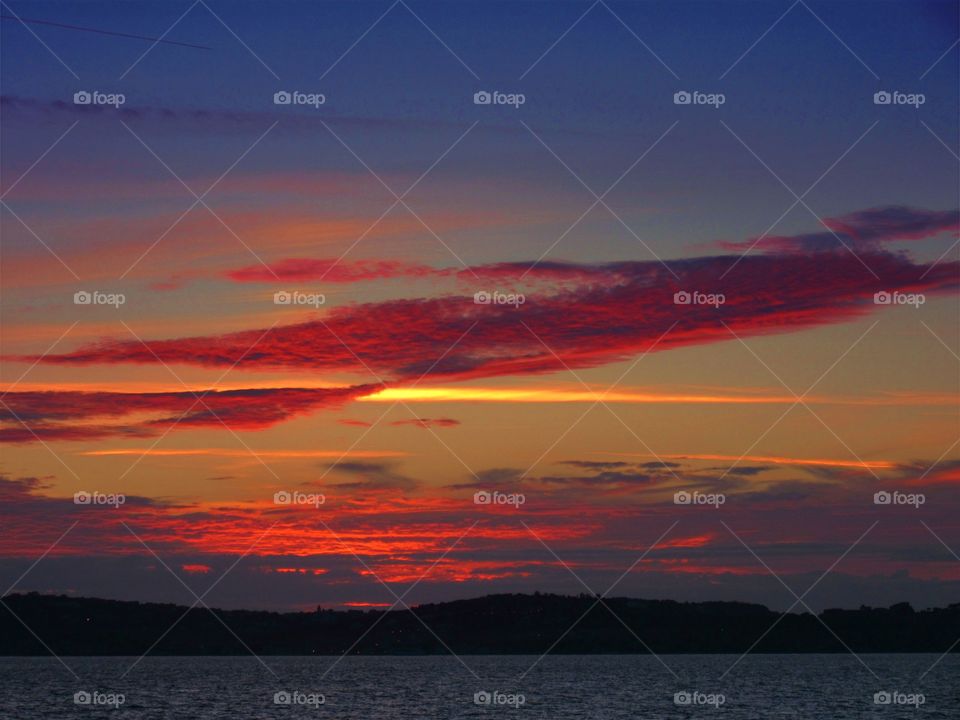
[0,654,955,718]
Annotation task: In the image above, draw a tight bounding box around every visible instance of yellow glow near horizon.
[361,387,798,403]
[3,383,953,407]
[359,387,955,406]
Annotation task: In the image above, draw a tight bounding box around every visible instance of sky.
[1,0,958,613]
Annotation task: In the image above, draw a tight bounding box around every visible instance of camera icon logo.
[674,691,692,705]
[74,691,92,705]
[874,691,892,705]
[873,491,892,505]
[73,91,92,105]
[473,491,492,505]
[473,291,491,305]
[673,91,692,105]
[74,291,92,305]
[473,91,492,105]
[74,491,91,505]
[274,690,292,705]
[873,291,891,304]
[673,290,691,305]
[674,490,691,505]
[274,91,292,105]
[474,691,492,705]
[873,91,891,105]
[274,291,292,305]
[274,491,292,505]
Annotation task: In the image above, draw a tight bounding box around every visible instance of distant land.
[2,592,959,655]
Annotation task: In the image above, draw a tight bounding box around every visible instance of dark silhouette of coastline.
[2,592,958,655]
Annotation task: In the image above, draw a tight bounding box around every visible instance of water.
[0,654,955,718]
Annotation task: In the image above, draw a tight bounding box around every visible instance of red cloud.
[226,258,632,290]
[338,418,373,427]
[389,417,461,429]
[225,257,620,286]
[2,459,959,599]
[223,207,958,285]
[0,386,375,444]
[0,423,155,443]
[26,251,958,383]
[7,207,958,447]
[0,470,601,559]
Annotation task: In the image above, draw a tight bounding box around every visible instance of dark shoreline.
[3,592,958,656]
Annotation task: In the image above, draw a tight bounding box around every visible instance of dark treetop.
[3,592,958,655]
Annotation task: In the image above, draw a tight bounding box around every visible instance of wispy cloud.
[25,247,958,383]
[0,385,375,443]
[719,206,958,253]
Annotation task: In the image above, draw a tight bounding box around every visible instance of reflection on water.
[0,654,955,718]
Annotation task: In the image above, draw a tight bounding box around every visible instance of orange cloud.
[79,448,408,459]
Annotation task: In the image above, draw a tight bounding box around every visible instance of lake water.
[0,654,955,718]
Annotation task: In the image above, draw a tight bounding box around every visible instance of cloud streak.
[719,206,958,253]
[25,250,959,383]
[0,386,374,443]
[226,258,440,283]
[7,206,957,444]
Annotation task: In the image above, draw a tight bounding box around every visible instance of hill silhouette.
[2,592,958,655]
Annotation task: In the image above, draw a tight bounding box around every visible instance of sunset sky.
[1,0,958,612]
